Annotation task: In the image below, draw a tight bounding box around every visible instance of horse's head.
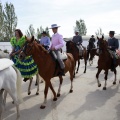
[97,35,108,50]
[66,40,76,53]
[19,36,36,60]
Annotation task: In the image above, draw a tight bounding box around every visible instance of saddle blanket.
[0,58,14,71]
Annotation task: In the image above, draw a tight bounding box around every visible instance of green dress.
[10,36,38,78]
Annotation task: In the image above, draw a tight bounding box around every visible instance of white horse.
[0,50,43,95]
[0,60,23,120]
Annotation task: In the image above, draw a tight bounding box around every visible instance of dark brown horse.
[19,36,75,109]
[96,35,120,90]
[66,41,87,75]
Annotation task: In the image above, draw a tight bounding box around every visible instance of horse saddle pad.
[0,58,14,71]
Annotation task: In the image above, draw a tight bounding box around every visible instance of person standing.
[10,29,38,81]
[39,31,50,50]
[49,24,65,76]
[108,31,119,71]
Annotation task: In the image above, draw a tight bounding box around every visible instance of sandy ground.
[3,56,120,120]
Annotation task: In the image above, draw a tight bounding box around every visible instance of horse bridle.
[22,41,34,56]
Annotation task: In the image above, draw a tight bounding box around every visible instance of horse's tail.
[12,66,23,104]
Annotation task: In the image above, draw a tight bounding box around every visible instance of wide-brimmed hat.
[42,31,47,34]
[109,31,115,35]
[74,30,79,33]
[49,24,60,29]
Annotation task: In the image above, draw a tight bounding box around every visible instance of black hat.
[109,31,115,35]
[42,31,47,34]
[91,35,94,37]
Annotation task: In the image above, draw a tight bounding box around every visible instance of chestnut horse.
[66,41,87,75]
[96,35,120,90]
[19,36,75,109]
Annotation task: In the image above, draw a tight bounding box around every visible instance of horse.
[0,59,23,120]
[0,50,41,95]
[96,35,120,90]
[66,40,87,75]
[87,41,96,65]
[19,36,75,109]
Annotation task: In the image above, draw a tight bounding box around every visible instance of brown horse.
[66,41,87,75]
[19,36,75,109]
[96,35,120,90]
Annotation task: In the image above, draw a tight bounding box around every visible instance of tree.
[3,2,17,41]
[95,27,104,36]
[26,24,35,37]
[74,19,87,36]
[0,2,4,41]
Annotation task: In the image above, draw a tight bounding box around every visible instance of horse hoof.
[12,101,14,104]
[57,93,60,97]
[40,105,46,109]
[76,71,78,74]
[36,92,39,95]
[103,87,106,90]
[98,84,101,87]
[84,71,86,73]
[35,83,38,86]
[113,81,116,85]
[28,92,31,95]
[69,90,73,93]
[53,98,57,101]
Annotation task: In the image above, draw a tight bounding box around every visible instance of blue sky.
[1,0,120,37]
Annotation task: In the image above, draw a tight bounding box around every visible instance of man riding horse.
[49,24,65,76]
[72,30,83,58]
[87,35,96,60]
[108,31,119,71]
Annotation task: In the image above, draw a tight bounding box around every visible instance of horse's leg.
[28,77,33,95]
[3,91,7,110]
[57,76,63,97]
[7,90,20,119]
[113,69,117,85]
[69,70,74,93]
[49,81,57,100]
[0,89,4,120]
[35,73,43,86]
[76,60,80,74]
[73,61,76,77]
[96,68,102,87]
[40,81,50,109]
[83,52,87,73]
[103,70,108,90]
[35,73,40,95]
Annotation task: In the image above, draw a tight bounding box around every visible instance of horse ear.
[102,35,104,39]
[97,36,99,40]
[31,36,35,42]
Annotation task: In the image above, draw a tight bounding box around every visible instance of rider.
[10,29,38,82]
[108,31,119,71]
[87,35,96,60]
[72,30,83,57]
[50,24,65,76]
[39,31,51,50]
[88,35,96,49]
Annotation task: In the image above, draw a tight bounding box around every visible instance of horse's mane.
[34,41,48,54]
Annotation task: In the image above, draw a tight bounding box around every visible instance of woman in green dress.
[10,29,38,82]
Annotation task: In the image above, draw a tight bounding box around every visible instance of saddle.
[50,51,67,61]
[0,58,14,71]
[108,50,119,59]
[49,51,67,76]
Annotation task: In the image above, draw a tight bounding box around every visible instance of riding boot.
[58,69,65,76]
